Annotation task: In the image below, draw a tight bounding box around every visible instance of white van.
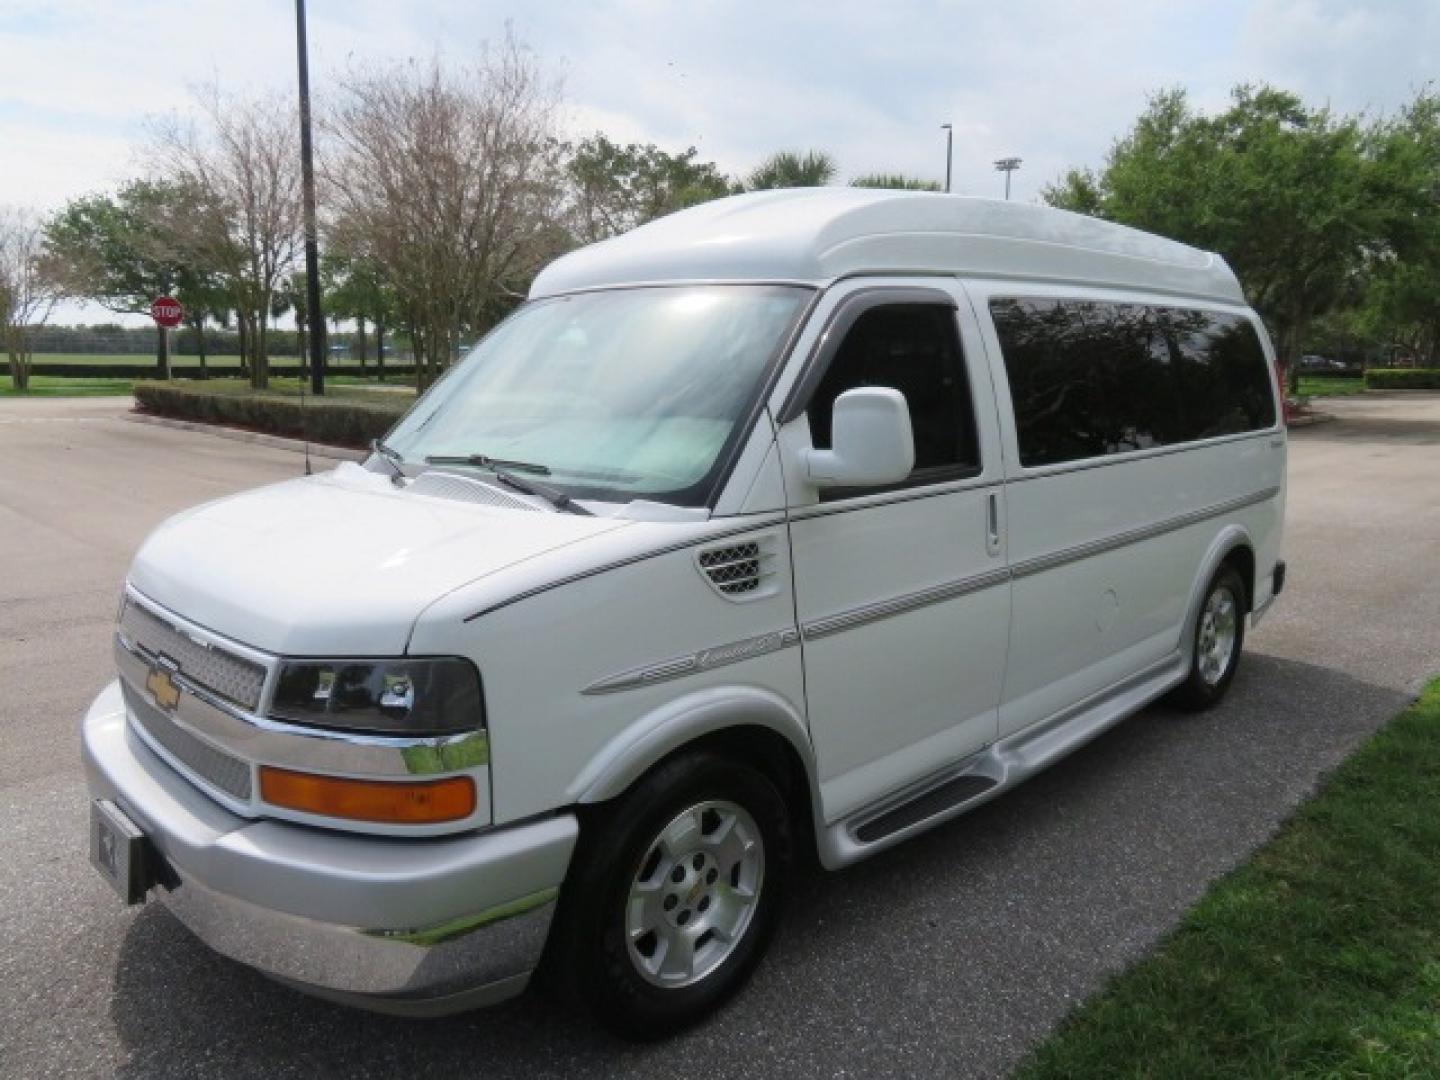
[83,189,1286,1037]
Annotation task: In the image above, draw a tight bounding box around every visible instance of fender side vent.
[696,538,777,600]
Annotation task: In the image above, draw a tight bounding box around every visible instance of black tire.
[1167,563,1247,711]
[548,751,792,1040]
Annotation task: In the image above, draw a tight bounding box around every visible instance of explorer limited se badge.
[145,661,181,711]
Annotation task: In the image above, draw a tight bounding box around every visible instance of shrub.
[133,381,410,447]
[33,362,418,379]
[1364,368,1440,390]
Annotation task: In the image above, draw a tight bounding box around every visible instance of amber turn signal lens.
[259,766,476,824]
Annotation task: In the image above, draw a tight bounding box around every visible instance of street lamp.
[941,123,953,193]
[994,156,1022,200]
[295,0,326,396]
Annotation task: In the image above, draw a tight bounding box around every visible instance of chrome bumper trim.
[161,869,557,1009]
[83,682,576,1012]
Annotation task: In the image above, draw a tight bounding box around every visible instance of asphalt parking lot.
[3,394,1439,1079]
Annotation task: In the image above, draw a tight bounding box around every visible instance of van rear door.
[966,282,1284,738]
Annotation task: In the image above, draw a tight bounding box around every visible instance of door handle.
[986,491,1002,556]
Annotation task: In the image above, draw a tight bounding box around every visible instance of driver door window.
[806,303,980,494]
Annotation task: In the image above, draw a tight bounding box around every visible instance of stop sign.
[150,296,184,328]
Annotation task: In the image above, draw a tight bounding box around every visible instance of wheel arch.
[1179,525,1255,660]
[566,686,821,834]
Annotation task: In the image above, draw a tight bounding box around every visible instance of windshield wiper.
[491,470,592,516]
[424,453,551,476]
[370,439,407,487]
[425,454,589,516]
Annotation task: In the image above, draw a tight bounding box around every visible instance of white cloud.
[1238,0,1439,115]
[4,0,1438,283]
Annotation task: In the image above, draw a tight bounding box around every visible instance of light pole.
[941,123,953,193]
[295,0,326,396]
[994,156,1022,200]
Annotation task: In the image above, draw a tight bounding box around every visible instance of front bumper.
[82,681,577,1016]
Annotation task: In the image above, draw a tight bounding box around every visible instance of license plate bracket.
[90,799,154,905]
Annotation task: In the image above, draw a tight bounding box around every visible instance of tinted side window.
[990,299,1184,467]
[991,299,1276,468]
[1166,310,1277,437]
[808,304,980,478]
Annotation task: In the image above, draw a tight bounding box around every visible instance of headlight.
[269,657,484,736]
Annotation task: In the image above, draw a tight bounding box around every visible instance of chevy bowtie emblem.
[146,664,181,712]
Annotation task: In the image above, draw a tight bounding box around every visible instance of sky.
[3,0,1437,325]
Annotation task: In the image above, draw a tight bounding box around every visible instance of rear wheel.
[550,752,791,1040]
[1168,563,1247,711]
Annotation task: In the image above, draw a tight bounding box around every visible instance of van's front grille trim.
[122,682,254,801]
[118,596,267,712]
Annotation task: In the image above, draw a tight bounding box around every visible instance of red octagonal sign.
[150,296,184,329]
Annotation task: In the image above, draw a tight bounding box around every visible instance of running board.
[819,651,1187,869]
[851,772,998,843]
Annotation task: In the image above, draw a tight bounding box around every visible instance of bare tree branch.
[321,34,568,387]
[148,87,303,388]
[1,206,62,390]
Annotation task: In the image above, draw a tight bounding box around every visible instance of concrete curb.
[1287,412,1336,429]
[124,411,366,461]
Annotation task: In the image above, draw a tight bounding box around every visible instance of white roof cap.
[530,188,1245,305]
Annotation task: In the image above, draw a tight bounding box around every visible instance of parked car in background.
[83,189,1286,1038]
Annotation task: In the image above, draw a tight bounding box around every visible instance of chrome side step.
[819,651,1187,869]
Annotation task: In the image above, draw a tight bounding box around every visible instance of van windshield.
[385,285,811,507]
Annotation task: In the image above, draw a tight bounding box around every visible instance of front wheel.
[1167,563,1247,711]
[549,752,792,1040]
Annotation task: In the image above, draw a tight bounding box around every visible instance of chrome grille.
[118,599,266,712]
[123,683,254,801]
[697,540,773,598]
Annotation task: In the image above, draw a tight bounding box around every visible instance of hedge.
[32,362,418,379]
[132,381,410,447]
[1364,368,1440,390]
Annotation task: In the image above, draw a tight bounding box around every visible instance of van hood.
[128,464,628,656]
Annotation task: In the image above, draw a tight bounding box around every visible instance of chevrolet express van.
[83,189,1286,1038]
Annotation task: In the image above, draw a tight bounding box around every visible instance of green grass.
[0,375,135,397]
[1298,375,1366,397]
[1016,677,1440,1079]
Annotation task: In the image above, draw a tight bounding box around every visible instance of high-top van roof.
[530,188,1245,305]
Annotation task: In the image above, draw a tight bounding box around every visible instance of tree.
[567,135,734,242]
[324,37,570,389]
[1355,91,1440,364]
[272,271,309,369]
[1043,85,1413,389]
[746,150,837,190]
[45,180,216,379]
[151,87,304,389]
[0,207,61,391]
[173,273,231,378]
[850,173,942,191]
[322,253,398,377]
